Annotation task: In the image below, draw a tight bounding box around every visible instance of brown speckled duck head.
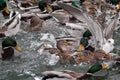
[27,15,43,31]
[57,40,73,53]
[0,37,22,59]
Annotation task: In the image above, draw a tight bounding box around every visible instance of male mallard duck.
[38,0,53,12]
[41,63,109,80]
[0,0,10,18]
[0,37,22,59]
[57,2,118,54]
[77,29,95,52]
[0,12,21,37]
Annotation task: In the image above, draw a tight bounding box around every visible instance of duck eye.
[108,41,111,43]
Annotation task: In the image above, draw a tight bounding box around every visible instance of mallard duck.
[77,29,95,52]
[38,0,53,12]
[0,37,22,59]
[106,0,120,13]
[0,0,10,18]
[26,14,43,31]
[0,12,21,37]
[9,0,39,11]
[51,10,72,24]
[72,49,120,64]
[57,2,118,54]
[38,39,75,65]
[41,63,109,80]
[80,0,102,15]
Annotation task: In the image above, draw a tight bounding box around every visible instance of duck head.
[2,37,22,52]
[38,0,52,12]
[78,37,89,51]
[57,40,73,53]
[87,63,109,73]
[78,29,92,51]
[0,0,10,18]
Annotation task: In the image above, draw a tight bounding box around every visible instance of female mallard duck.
[109,0,120,13]
[38,39,75,65]
[0,0,10,18]
[0,12,21,38]
[9,0,39,11]
[72,49,120,64]
[26,14,43,31]
[41,63,109,80]
[0,37,22,59]
[57,2,118,54]
[81,0,102,15]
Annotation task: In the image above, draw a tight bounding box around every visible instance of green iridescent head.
[71,1,80,7]
[2,37,22,52]
[87,63,109,73]
[38,0,52,12]
[83,29,92,38]
[0,0,10,18]
[2,37,17,48]
[80,37,88,47]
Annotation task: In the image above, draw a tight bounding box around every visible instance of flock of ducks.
[0,0,120,80]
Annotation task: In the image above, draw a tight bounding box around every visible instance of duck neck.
[2,47,14,59]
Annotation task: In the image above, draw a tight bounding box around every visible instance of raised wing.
[57,2,87,23]
[57,2,105,48]
[104,14,119,39]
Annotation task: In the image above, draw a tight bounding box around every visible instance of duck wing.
[57,2,87,23]
[57,2,105,49]
[42,70,84,79]
[42,70,93,80]
[2,14,21,36]
[0,47,3,58]
[103,14,119,39]
[84,13,105,49]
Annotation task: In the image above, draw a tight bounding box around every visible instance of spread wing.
[57,2,105,48]
[103,14,119,39]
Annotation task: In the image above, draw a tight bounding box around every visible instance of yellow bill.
[45,5,52,12]
[102,65,109,69]
[3,6,10,14]
[77,44,84,51]
[15,45,22,52]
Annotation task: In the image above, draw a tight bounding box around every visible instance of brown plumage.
[27,15,43,31]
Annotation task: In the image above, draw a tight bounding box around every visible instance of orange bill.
[45,5,52,12]
[15,45,22,52]
[3,6,10,14]
[102,65,109,69]
[77,44,84,51]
